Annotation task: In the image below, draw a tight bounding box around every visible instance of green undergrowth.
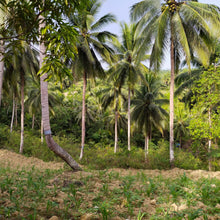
[0,124,217,170]
[0,166,219,219]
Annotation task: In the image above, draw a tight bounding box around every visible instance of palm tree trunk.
[15,97,18,127]
[128,88,131,151]
[32,114,35,130]
[10,93,15,133]
[144,135,149,160]
[41,118,43,143]
[0,40,4,107]
[19,73,25,154]
[169,23,175,167]
[39,14,81,171]
[114,110,118,153]
[80,71,86,160]
[208,107,212,171]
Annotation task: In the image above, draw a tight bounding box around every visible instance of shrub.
[175,149,203,170]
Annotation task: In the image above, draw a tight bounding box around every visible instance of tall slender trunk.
[0,40,4,107]
[41,118,43,143]
[208,107,212,171]
[10,93,15,133]
[39,13,81,171]
[32,114,35,130]
[19,73,25,154]
[128,88,131,151]
[15,97,18,127]
[144,134,149,160]
[170,22,175,167]
[114,109,118,153]
[80,71,86,160]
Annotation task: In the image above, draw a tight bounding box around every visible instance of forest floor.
[0,149,220,220]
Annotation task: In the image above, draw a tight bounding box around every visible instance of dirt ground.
[0,149,220,220]
[0,149,220,180]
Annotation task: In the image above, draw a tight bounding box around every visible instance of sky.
[98,0,220,69]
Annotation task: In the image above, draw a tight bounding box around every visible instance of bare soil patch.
[0,149,220,180]
[0,149,64,171]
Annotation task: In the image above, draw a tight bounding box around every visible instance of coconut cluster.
[161,0,181,13]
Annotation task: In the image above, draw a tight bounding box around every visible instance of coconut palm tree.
[0,0,8,107]
[39,12,81,170]
[175,40,220,109]
[0,41,4,107]
[109,22,148,151]
[131,0,220,166]
[3,54,19,132]
[25,76,62,144]
[69,0,116,160]
[174,103,190,148]
[131,73,168,159]
[3,39,39,153]
[100,80,127,153]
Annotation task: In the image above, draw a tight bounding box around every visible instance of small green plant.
[168,183,183,202]
[101,183,109,195]
[46,200,59,213]
[137,210,146,220]
[145,178,157,197]
[66,183,83,209]
[98,202,112,220]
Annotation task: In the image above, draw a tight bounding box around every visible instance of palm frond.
[130,0,160,21]
[91,13,116,31]
[150,8,169,71]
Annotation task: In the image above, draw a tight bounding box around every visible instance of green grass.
[0,124,213,171]
[0,166,219,219]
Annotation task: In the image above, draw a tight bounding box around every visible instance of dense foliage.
[0,0,219,171]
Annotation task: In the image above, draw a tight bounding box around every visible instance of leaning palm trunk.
[19,73,25,154]
[114,110,118,153]
[0,40,4,107]
[169,24,175,167]
[10,93,15,132]
[79,71,86,160]
[39,14,81,170]
[128,88,131,151]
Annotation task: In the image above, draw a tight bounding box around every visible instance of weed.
[101,183,109,195]
[98,202,112,220]
[145,178,157,197]
[46,200,59,213]
[137,210,146,220]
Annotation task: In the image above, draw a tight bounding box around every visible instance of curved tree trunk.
[0,40,4,107]
[114,110,118,153]
[39,14,81,171]
[128,88,131,151]
[79,71,86,160]
[10,93,15,133]
[19,72,25,154]
[170,23,175,167]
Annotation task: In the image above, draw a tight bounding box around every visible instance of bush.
[147,140,170,169]
[1,124,218,170]
[175,149,203,170]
